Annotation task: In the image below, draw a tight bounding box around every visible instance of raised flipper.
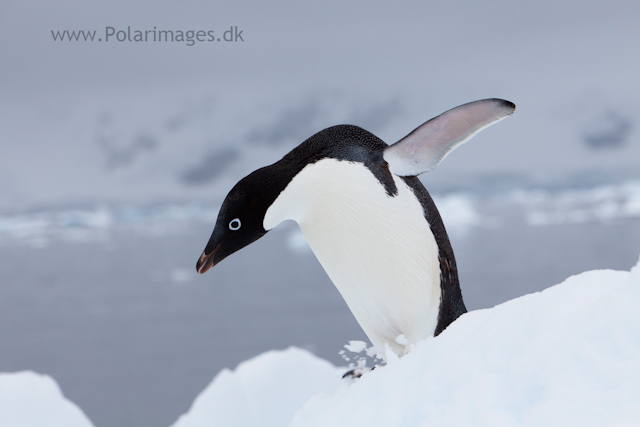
[383,98,515,177]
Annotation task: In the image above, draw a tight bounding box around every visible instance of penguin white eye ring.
[196,98,515,360]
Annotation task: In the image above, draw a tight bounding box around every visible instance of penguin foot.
[342,366,375,379]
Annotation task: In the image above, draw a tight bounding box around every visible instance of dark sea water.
[1,201,639,427]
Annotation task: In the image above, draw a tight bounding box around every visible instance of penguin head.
[196,98,516,274]
[196,167,280,274]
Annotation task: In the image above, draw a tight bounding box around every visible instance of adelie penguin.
[197,98,515,359]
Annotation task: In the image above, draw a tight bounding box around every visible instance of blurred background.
[1,0,639,425]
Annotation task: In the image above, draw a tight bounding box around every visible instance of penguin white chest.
[264,158,441,355]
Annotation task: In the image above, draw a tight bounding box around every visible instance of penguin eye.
[229,218,241,231]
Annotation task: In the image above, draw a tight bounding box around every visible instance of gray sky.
[1,0,639,211]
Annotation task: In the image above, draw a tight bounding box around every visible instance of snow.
[174,255,640,427]
[343,340,368,354]
[293,262,640,426]
[170,348,344,427]
[2,257,639,427]
[0,371,93,427]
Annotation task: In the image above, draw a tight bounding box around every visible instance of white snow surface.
[2,257,639,427]
[292,261,640,427]
[175,255,640,427]
[0,371,93,427]
[170,348,345,427]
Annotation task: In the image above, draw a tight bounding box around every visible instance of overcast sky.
[1,0,639,211]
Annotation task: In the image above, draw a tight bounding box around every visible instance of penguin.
[196,98,515,358]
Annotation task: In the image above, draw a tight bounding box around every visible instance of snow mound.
[293,257,640,427]
[0,371,94,427]
[173,255,640,427]
[171,347,344,427]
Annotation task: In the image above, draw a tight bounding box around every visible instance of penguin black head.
[196,98,516,278]
[196,166,284,274]
[195,124,388,274]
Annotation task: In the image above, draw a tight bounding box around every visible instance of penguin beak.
[196,242,222,274]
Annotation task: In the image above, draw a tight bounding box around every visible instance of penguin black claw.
[342,369,361,379]
[342,366,376,379]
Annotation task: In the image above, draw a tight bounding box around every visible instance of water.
[0,200,639,427]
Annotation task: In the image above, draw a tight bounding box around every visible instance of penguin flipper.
[383,98,515,177]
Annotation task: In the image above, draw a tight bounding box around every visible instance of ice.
[169,348,344,427]
[512,180,640,226]
[432,193,482,232]
[344,340,367,353]
[0,204,219,247]
[2,256,639,426]
[0,371,94,427]
[291,258,640,426]
[1,181,637,248]
[631,254,640,286]
[172,255,640,427]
